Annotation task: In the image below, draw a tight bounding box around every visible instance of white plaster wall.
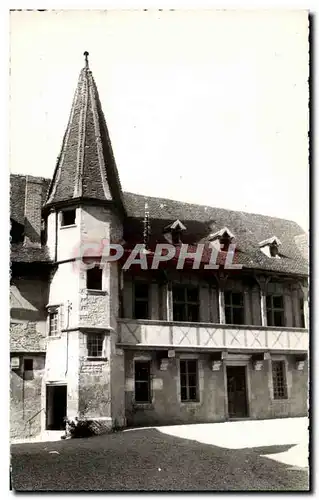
[56,208,81,262]
[80,205,123,243]
[48,262,80,330]
[46,211,57,261]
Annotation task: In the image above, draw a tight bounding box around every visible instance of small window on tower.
[87,334,104,357]
[24,359,33,371]
[61,209,76,227]
[48,310,59,336]
[23,358,34,380]
[87,266,103,290]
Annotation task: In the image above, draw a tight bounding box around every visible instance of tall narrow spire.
[45,53,125,215]
[84,51,89,68]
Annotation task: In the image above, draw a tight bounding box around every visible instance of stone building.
[10,55,309,439]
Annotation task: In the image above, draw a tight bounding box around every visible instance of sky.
[9,9,309,230]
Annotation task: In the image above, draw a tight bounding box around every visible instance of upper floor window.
[180,359,198,402]
[87,266,103,290]
[225,291,244,325]
[173,285,199,322]
[299,297,305,328]
[87,333,104,357]
[133,283,149,319]
[272,360,288,399]
[61,209,76,227]
[266,295,285,327]
[48,310,59,336]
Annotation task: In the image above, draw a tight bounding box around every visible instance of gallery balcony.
[117,319,308,353]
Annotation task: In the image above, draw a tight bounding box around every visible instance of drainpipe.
[64,301,72,377]
[54,210,58,262]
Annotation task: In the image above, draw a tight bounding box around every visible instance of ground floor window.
[272,360,288,399]
[180,359,198,402]
[134,361,151,403]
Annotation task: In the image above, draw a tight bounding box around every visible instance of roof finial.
[83,51,89,68]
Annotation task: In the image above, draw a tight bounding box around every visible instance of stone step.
[11,430,65,445]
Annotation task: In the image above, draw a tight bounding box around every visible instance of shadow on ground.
[11,428,309,492]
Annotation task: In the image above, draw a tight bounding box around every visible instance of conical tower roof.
[45,52,125,215]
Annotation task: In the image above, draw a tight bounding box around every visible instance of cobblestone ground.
[11,418,309,492]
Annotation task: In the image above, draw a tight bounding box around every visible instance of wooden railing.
[117,319,308,352]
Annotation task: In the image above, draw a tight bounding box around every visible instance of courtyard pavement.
[152,417,309,468]
[11,417,309,491]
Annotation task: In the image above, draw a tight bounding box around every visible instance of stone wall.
[10,277,48,352]
[249,356,308,419]
[124,350,308,427]
[10,355,45,439]
[78,331,111,420]
[125,350,225,427]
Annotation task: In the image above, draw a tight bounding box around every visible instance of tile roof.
[45,62,125,214]
[123,192,308,276]
[10,175,308,275]
[9,50,308,276]
[10,174,52,263]
[10,244,51,264]
[10,174,50,226]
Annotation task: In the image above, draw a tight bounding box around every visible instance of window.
[24,359,33,371]
[269,242,279,258]
[173,285,199,322]
[180,359,198,402]
[300,297,305,328]
[61,209,76,227]
[171,229,183,245]
[133,283,149,319]
[134,361,151,403]
[219,234,231,252]
[259,237,281,259]
[87,266,103,290]
[266,295,285,327]
[87,334,104,357]
[49,310,58,336]
[225,291,245,325]
[272,360,288,399]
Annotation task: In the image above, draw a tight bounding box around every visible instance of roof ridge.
[123,191,306,229]
[10,173,51,183]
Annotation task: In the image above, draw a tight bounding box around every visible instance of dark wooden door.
[46,385,67,430]
[226,366,248,418]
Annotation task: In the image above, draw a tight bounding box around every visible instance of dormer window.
[172,231,181,245]
[259,236,281,259]
[269,242,279,257]
[163,219,186,245]
[208,227,235,251]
